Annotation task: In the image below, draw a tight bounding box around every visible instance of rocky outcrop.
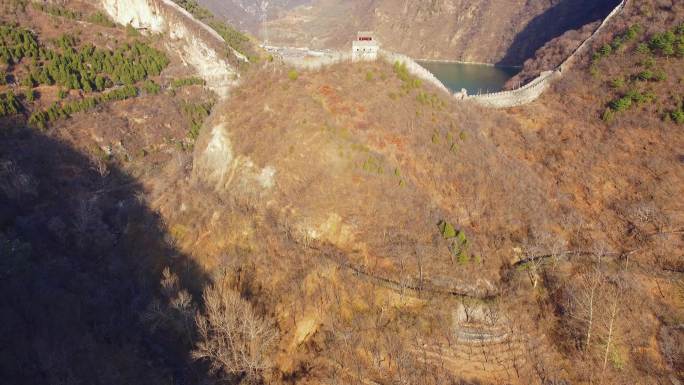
[192,122,276,195]
[100,0,240,98]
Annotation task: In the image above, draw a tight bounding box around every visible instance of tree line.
[0,26,169,92]
[28,85,139,129]
[0,24,171,128]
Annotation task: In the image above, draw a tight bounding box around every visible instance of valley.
[0,1,682,385]
[206,0,623,65]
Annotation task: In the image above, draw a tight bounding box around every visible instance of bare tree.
[601,284,621,377]
[521,232,566,288]
[484,300,501,327]
[569,248,606,352]
[193,278,279,383]
[142,268,196,344]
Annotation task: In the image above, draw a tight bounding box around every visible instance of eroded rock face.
[194,123,235,190]
[101,0,166,32]
[100,0,239,98]
[193,123,276,196]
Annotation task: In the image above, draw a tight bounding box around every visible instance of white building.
[352,31,379,62]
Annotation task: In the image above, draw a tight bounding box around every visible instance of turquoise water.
[417,61,520,95]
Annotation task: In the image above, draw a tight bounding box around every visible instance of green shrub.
[142,79,161,95]
[609,348,625,370]
[602,25,643,55]
[417,91,442,108]
[181,101,213,140]
[637,70,654,81]
[593,43,613,61]
[58,89,67,99]
[393,61,410,81]
[624,24,643,41]
[636,43,651,55]
[654,70,667,81]
[641,57,656,68]
[25,88,36,102]
[0,91,21,117]
[438,220,456,239]
[600,44,613,56]
[288,69,298,81]
[21,73,36,87]
[672,109,684,124]
[589,64,600,77]
[442,227,469,264]
[610,96,632,112]
[676,23,684,36]
[170,77,205,89]
[29,86,138,129]
[610,77,625,88]
[602,108,615,122]
[365,71,374,81]
[628,90,655,104]
[32,2,80,19]
[0,26,169,93]
[362,156,383,174]
[0,25,39,65]
[650,31,676,56]
[87,11,115,27]
[611,36,624,51]
[125,24,140,37]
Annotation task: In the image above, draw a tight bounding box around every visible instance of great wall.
[97,0,628,108]
[264,0,628,108]
[467,0,628,108]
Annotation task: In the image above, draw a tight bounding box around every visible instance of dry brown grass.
[3,1,682,384]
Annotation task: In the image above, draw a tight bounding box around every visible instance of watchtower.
[352,31,379,62]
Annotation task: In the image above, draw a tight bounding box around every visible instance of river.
[417,61,520,95]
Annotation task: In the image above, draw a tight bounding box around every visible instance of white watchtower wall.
[352,31,379,62]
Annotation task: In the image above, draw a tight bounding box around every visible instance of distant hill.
[238,0,622,65]
[197,0,311,34]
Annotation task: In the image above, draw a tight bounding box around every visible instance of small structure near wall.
[352,31,379,62]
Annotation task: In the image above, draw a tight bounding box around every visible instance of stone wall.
[467,0,628,108]
[267,46,450,93]
[378,50,451,94]
[466,70,561,108]
[272,48,352,70]
[99,0,243,98]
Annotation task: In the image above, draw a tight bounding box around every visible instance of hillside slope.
[1,0,682,385]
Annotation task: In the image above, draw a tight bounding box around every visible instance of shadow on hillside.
[497,0,621,66]
[0,119,211,384]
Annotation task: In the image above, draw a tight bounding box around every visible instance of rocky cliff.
[100,0,240,97]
